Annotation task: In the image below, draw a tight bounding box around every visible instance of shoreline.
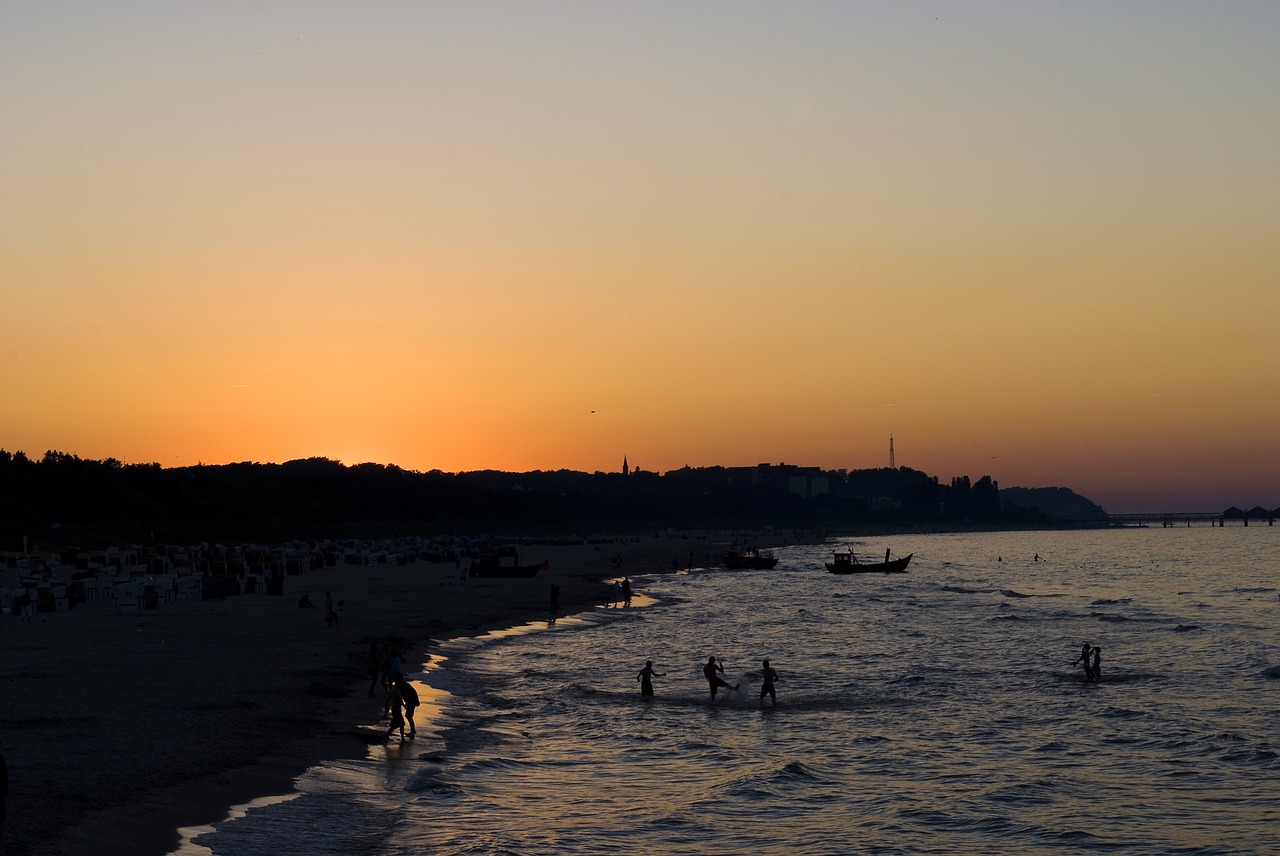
[2,533,750,856]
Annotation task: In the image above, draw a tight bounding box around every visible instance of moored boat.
[722,548,779,570]
[826,549,911,575]
[468,554,548,578]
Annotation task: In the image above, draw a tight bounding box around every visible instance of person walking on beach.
[549,583,560,615]
[382,649,402,718]
[704,656,737,701]
[366,642,382,697]
[637,660,665,697]
[621,577,632,607]
[1,746,8,840]
[1073,642,1095,682]
[759,659,779,706]
[385,680,406,741]
[387,650,403,683]
[1091,647,1102,683]
[397,675,420,739]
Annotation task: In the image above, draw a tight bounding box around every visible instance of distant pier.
[1106,512,1276,528]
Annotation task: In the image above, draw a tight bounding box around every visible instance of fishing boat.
[825,549,912,575]
[468,554,548,578]
[722,548,779,570]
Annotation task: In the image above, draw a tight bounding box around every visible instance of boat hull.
[722,552,779,570]
[826,554,912,575]
[469,559,548,579]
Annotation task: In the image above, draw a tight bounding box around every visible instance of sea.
[173,526,1280,855]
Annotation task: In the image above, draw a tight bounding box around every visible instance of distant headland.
[1,450,1118,549]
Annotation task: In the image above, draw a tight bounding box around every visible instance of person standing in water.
[1091,647,1102,683]
[703,656,737,701]
[385,679,405,741]
[1073,642,1095,682]
[397,675,420,739]
[759,659,779,706]
[636,660,665,697]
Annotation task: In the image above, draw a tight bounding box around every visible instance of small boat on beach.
[826,549,912,575]
[468,554,549,578]
[722,548,779,570]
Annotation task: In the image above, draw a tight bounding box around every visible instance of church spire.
[623,455,630,476]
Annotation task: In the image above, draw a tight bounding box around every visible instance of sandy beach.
[0,533,748,856]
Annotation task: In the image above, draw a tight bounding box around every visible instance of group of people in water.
[641,642,1102,704]
[637,655,780,705]
[1073,642,1103,682]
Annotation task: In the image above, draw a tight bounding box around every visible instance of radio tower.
[889,435,895,469]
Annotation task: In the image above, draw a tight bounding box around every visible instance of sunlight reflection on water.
[190,527,1280,856]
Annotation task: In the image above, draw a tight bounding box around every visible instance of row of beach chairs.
[4,569,278,616]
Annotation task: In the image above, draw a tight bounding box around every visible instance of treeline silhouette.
[0,450,1088,549]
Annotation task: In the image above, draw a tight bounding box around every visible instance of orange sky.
[3,3,1278,514]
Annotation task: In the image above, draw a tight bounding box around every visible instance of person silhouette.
[1,746,8,840]
[366,642,382,697]
[385,680,405,741]
[1073,642,1095,682]
[703,656,737,701]
[759,659,779,706]
[397,675,420,739]
[637,660,665,697]
[1091,646,1102,683]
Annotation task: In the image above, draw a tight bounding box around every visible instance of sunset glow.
[3,3,1277,513]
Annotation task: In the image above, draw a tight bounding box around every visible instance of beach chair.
[12,589,34,621]
[114,582,141,613]
[155,574,178,603]
[177,573,202,600]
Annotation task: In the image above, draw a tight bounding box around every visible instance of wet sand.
[0,534,728,856]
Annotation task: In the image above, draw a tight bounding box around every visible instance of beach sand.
[0,534,732,856]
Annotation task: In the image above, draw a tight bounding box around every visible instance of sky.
[2,2,1277,514]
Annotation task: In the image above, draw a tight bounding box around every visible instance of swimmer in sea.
[1091,646,1101,683]
[637,660,665,697]
[703,656,737,701]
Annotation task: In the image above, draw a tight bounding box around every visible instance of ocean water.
[176,527,1280,855]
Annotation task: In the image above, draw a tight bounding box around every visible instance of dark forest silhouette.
[0,450,1107,549]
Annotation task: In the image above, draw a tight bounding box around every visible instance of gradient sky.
[2,2,1277,514]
